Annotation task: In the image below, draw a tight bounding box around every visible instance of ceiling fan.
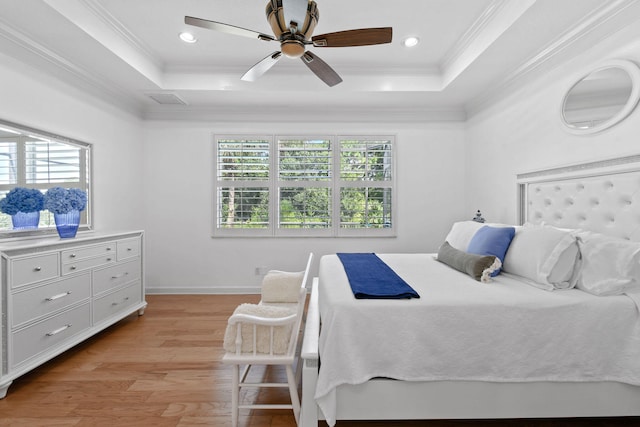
[185,0,392,87]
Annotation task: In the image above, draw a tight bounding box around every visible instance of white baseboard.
[145,286,262,295]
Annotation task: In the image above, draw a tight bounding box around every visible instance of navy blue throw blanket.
[337,253,420,299]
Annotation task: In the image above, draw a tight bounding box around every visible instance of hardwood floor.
[0,294,637,427]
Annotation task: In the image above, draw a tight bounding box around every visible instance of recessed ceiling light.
[179,32,197,43]
[402,36,419,47]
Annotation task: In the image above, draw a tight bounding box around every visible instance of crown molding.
[82,0,163,71]
[0,16,141,116]
[164,62,442,78]
[440,0,537,88]
[440,0,508,73]
[43,0,164,86]
[0,16,91,82]
[465,0,640,117]
[142,104,467,123]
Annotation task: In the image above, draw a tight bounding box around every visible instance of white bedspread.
[315,254,640,426]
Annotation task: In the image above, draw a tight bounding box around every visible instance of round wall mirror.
[561,59,640,134]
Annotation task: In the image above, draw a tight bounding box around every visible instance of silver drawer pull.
[127,248,133,251]
[34,266,42,272]
[70,266,77,270]
[70,254,77,258]
[45,291,72,301]
[106,258,112,262]
[111,272,129,279]
[111,297,130,306]
[106,247,112,251]
[46,324,72,336]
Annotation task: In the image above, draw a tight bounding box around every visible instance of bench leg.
[231,364,239,427]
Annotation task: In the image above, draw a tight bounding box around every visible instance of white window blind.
[25,139,81,183]
[278,137,332,232]
[0,140,18,185]
[217,139,269,181]
[339,138,393,230]
[214,134,395,237]
[216,138,271,234]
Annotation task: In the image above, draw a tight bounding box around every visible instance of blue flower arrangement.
[44,187,87,214]
[0,187,45,215]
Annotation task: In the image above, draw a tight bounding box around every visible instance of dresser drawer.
[11,253,60,289]
[11,302,91,367]
[12,272,91,327]
[117,237,140,261]
[61,255,115,275]
[92,260,141,296]
[93,281,142,324]
[61,243,115,264]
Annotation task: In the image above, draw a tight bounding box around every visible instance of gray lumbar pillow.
[437,241,501,283]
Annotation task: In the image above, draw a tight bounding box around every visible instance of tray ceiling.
[0,0,639,121]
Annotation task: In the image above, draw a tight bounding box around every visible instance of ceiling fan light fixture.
[179,31,197,43]
[402,36,419,47]
[281,40,305,58]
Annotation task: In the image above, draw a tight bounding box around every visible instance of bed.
[300,154,640,427]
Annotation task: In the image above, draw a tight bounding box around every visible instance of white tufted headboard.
[517,154,640,242]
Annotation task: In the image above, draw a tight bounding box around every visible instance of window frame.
[336,135,396,237]
[0,119,92,239]
[214,135,273,238]
[213,134,396,238]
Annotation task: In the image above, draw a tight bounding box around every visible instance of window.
[0,119,91,236]
[214,135,395,237]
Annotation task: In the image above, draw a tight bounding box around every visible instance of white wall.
[0,54,145,232]
[10,21,640,294]
[465,24,640,225]
[0,49,468,294]
[142,120,467,292]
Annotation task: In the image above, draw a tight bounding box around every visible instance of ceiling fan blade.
[185,16,276,41]
[241,51,283,82]
[283,0,308,30]
[312,27,393,47]
[301,51,342,87]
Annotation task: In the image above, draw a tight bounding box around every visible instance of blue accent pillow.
[466,226,516,276]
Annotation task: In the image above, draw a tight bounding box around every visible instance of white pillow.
[445,221,486,251]
[503,223,580,290]
[261,270,304,303]
[574,230,640,296]
[445,221,515,251]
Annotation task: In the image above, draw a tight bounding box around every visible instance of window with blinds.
[339,138,393,230]
[0,121,91,234]
[216,138,270,233]
[214,135,395,237]
[278,138,332,231]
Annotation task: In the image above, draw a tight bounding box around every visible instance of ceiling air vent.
[146,92,188,105]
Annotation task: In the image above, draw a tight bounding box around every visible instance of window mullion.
[332,136,341,236]
[16,136,26,186]
[271,138,278,236]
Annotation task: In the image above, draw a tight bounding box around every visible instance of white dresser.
[0,230,146,398]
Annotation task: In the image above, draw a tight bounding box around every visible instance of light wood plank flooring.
[0,294,637,427]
